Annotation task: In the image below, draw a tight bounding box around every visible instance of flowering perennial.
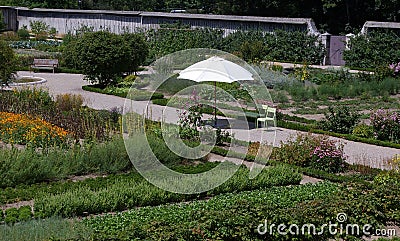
[310,139,346,173]
[389,62,400,76]
[370,109,400,143]
[0,112,69,148]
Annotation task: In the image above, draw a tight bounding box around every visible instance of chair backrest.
[259,104,268,117]
[266,107,276,118]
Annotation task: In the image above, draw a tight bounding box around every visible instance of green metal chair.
[256,106,276,129]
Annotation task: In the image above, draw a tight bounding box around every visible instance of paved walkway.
[15,71,400,170]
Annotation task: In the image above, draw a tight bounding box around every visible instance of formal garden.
[0,19,400,241]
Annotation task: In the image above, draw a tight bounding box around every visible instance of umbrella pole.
[214,81,217,126]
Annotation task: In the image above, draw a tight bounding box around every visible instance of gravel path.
[16,71,400,170]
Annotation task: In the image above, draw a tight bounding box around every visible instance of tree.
[0,40,16,87]
[63,31,148,86]
[121,33,149,73]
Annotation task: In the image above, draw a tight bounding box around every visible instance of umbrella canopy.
[177,56,254,127]
[177,56,253,83]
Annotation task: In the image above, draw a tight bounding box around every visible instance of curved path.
[16,71,400,170]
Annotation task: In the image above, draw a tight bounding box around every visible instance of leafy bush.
[0,39,17,86]
[17,206,32,222]
[320,106,360,134]
[370,109,400,143]
[274,133,323,167]
[118,74,149,89]
[309,138,346,173]
[274,133,346,173]
[82,84,164,100]
[4,208,18,224]
[265,30,324,64]
[63,31,148,87]
[17,26,30,40]
[344,31,400,69]
[352,123,374,138]
[222,30,324,64]
[84,180,400,241]
[309,68,354,85]
[146,26,223,61]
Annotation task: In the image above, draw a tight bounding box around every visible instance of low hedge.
[82,85,164,100]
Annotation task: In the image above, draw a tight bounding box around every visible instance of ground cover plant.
[34,164,301,218]
[49,177,396,241]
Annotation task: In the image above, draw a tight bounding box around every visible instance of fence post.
[321,32,332,65]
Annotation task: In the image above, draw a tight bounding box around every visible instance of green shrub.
[274,133,322,167]
[0,209,3,223]
[370,109,400,143]
[352,123,374,138]
[0,39,17,86]
[118,74,150,89]
[17,26,30,40]
[320,106,360,134]
[274,133,346,173]
[4,208,18,224]
[152,98,169,106]
[147,26,223,61]
[271,90,289,103]
[344,31,400,69]
[63,31,148,87]
[17,206,32,222]
[309,138,347,173]
[374,172,400,187]
[82,84,163,100]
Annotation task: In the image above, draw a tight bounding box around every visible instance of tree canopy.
[63,31,148,86]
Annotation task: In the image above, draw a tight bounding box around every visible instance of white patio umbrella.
[177,56,254,126]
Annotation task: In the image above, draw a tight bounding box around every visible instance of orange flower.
[0,112,70,147]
